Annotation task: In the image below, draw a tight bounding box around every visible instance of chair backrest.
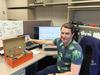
[79,45,92,75]
[79,36,100,75]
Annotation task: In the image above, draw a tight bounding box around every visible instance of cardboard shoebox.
[3,36,33,68]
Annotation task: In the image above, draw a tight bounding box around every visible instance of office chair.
[79,45,92,75]
[79,36,100,75]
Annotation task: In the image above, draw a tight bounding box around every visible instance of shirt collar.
[60,39,73,48]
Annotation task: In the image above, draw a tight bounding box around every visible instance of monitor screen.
[39,26,60,40]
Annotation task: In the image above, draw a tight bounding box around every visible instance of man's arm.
[29,39,55,45]
[48,63,81,75]
[57,64,81,75]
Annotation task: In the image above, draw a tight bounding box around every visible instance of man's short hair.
[61,23,75,34]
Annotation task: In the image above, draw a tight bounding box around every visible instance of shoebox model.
[3,36,33,68]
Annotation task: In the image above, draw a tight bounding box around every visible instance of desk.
[0,50,57,75]
[0,53,46,75]
[40,50,57,56]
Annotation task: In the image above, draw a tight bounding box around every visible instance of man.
[28,23,83,75]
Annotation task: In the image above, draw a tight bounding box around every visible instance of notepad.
[31,48,40,54]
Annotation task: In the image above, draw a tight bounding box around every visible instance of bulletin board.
[0,21,23,39]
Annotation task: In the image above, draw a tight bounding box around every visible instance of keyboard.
[26,42,39,50]
[44,46,57,51]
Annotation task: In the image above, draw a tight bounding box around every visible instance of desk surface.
[0,50,57,75]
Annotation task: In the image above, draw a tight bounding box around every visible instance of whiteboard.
[0,21,23,39]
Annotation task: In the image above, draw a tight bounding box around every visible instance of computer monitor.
[33,27,39,39]
[39,26,60,40]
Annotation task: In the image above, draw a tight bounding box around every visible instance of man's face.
[60,27,74,45]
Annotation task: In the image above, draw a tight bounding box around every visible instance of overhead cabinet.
[7,0,68,26]
[68,0,100,26]
[7,0,100,26]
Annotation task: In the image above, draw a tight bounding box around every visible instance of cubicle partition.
[23,20,53,39]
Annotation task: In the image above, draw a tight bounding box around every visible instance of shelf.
[28,3,44,7]
[79,25,100,32]
[46,2,68,6]
[68,5,100,8]
[71,0,100,4]
[8,7,28,9]
[79,25,100,29]
[68,5,100,10]
[29,2,68,7]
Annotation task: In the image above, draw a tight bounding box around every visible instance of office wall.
[0,0,7,20]
[36,6,68,26]
[7,0,28,7]
[8,9,29,20]
[73,10,100,25]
